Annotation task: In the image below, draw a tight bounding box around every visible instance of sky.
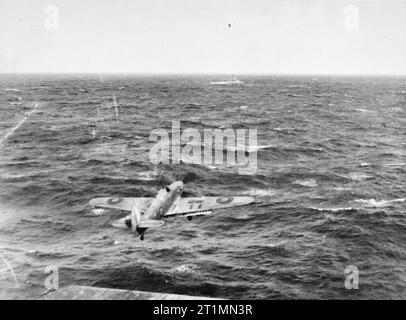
[0,0,405,74]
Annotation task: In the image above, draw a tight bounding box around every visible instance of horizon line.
[1,72,406,77]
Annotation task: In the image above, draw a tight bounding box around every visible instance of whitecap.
[266,240,287,247]
[229,144,273,152]
[234,214,251,220]
[330,187,352,191]
[242,189,276,197]
[355,198,405,208]
[175,264,198,274]
[348,172,373,181]
[200,164,217,170]
[293,179,317,187]
[356,108,369,112]
[0,173,27,180]
[90,208,107,216]
[136,171,160,181]
[248,144,273,151]
[311,207,355,212]
[359,162,372,167]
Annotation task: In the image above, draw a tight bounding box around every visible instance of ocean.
[0,74,405,299]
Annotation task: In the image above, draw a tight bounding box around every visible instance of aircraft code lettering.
[187,199,203,204]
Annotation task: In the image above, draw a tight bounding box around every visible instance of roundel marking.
[107,197,124,205]
[216,197,233,204]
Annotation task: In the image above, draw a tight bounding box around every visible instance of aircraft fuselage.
[135,181,184,237]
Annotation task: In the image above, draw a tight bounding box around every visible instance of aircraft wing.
[164,196,254,218]
[89,197,153,212]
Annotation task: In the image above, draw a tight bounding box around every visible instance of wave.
[330,187,353,191]
[293,179,317,187]
[332,172,373,182]
[356,108,371,113]
[89,208,107,216]
[174,264,199,274]
[354,198,405,208]
[197,163,217,170]
[227,144,274,152]
[242,189,276,197]
[359,162,373,167]
[249,144,274,151]
[232,214,252,220]
[3,88,20,92]
[0,173,32,182]
[310,207,356,212]
[136,171,160,181]
[179,102,205,107]
[347,172,373,181]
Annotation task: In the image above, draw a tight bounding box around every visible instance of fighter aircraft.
[89,181,254,240]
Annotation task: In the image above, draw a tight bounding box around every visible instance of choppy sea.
[0,74,405,299]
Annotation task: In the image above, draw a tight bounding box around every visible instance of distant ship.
[210,77,243,85]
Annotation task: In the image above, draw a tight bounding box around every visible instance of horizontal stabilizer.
[138,219,165,228]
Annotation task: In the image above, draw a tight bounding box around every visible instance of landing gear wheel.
[140,234,144,241]
[187,216,193,221]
